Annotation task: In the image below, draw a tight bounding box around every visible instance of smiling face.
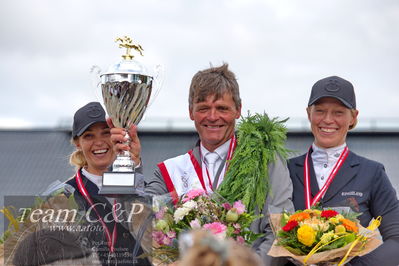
[74,122,115,175]
[189,93,241,152]
[307,97,358,149]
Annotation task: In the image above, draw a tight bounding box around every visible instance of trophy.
[98,36,159,194]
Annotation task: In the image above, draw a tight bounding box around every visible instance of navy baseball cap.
[308,76,356,109]
[72,102,106,138]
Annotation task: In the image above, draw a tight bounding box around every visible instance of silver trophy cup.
[99,36,157,194]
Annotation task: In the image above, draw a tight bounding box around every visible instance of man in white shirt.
[111,63,294,265]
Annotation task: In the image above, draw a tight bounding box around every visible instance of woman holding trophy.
[8,102,151,265]
[287,76,399,265]
[66,101,151,266]
[8,37,154,265]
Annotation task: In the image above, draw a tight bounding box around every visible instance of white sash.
[161,153,211,197]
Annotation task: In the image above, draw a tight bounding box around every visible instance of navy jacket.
[66,170,151,266]
[288,150,399,266]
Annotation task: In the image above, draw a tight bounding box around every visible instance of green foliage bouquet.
[218,112,290,213]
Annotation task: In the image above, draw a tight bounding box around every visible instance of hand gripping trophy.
[99,36,160,194]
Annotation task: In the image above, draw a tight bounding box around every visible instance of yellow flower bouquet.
[268,208,383,265]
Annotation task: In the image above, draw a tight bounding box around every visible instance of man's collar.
[200,139,231,159]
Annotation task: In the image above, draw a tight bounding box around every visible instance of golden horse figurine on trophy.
[115,36,144,60]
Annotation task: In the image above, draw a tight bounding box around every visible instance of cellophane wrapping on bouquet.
[267,208,382,265]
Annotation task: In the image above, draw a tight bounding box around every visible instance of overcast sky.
[1,0,398,129]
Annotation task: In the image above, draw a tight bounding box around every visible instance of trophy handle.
[90,65,103,102]
[148,64,164,108]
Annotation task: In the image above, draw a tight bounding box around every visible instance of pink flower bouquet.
[152,189,262,263]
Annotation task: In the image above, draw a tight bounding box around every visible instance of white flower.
[174,207,191,223]
[182,200,197,210]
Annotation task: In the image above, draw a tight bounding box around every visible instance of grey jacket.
[288,150,399,266]
[144,142,294,266]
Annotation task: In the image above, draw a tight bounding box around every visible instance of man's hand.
[107,118,142,167]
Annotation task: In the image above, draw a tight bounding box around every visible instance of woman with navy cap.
[288,76,399,265]
[66,102,151,266]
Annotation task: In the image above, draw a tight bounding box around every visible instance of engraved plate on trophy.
[98,36,158,194]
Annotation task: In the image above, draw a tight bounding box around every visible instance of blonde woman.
[66,102,150,266]
[288,76,399,265]
[11,102,151,266]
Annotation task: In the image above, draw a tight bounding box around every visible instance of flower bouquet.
[268,208,383,265]
[152,189,262,264]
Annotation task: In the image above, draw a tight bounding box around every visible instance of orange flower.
[289,212,311,222]
[340,218,358,233]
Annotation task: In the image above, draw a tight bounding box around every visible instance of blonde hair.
[69,138,87,170]
[179,230,261,266]
[349,109,358,130]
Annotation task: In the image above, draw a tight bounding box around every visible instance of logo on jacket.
[341,191,363,197]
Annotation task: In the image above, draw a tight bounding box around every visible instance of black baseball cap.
[308,76,356,109]
[72,102,106,138]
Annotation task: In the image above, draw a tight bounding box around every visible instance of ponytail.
[69,139,87,170]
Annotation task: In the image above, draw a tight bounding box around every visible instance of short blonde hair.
[349,109,358,130]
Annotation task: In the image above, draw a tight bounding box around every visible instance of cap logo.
[325,79,340,92]
[86,105,103,118]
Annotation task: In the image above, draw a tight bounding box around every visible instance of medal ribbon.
[225,134,237,170]
[304,146,349,208]
[75,169,118,254]
[189,135,236,192]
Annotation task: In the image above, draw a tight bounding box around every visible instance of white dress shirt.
[311,143,347,191]
[82,168,103,188]
[82,168,116,206]
[200,139,230,188]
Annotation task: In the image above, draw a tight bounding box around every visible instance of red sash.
[158,136,237,204]
[75,169,118,254]
[197,135,236,191]
[157,163,180,204]
[304,146,349,208]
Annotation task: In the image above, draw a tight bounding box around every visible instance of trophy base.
[99,171,136,195]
